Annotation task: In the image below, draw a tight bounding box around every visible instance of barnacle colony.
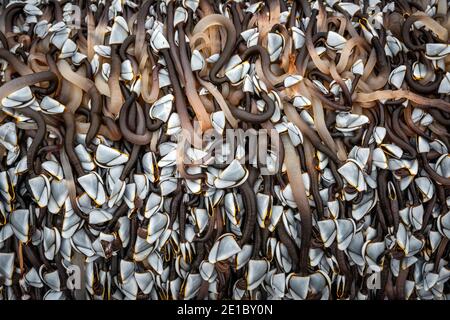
[0,0,450,300]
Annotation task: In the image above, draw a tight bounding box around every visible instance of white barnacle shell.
[430,140,448,154]
[291,27,305,49]
[417,136,430,154]
[147,252,163,277]
[267,32,284,62]
[396,223,409,254]
[388,65,406,89]
[246,259,270,291]
[34,20,50,38]
[438,72,450,94]
[360,17,378,42]
[130,76,141,96]
[157,143,177,167]
[437,211,450,238]
[362,241,385,272]
[25,267,43,288]
[206,53,220,63]
[74,144,95,171]
[50,26,71,49]
[235,244,252,270]
[415,176,435,203]
[385,35,402,57]
[95,144,129,167]
[120,59,134,81]
[256,193,271,228]
[211,111,225,135]
[144,192,163,219]
[109,16,129,44]
[372,147,388,169]
[371,126,387,145]
[0,122,18,152]
[10,209,30,243]
[174,6,188,27]
[0,252,15,286]
[351,59,364,76]
[270,272,286,298]
[347,232,365,266]
[183,0,199,12]
[382,143,404,159]
[1,86,35,109]
[338,160,366,192]
[245,2,264,14]
[89,209,113,225]
[200,261,217,283]
[317,219,337,248]
[107,172,126,207]
[146,212,169,244]
[315,46,326,56]
[43,226,61,261]
[335,219,356,250]
[214,159,249,189]
[134,174,149,200]
[241,74,254,93]
[135,271,155,294]
[253,75,268,93]
[29,174,51,208]
[284,75,303,88]
[77,172,106,206]
[48,179,68,214]
[286,273,310,300]
[0,224,13,243]
[150,29,170,52]
[338,2,361,16]
[90,54,100,75]
[426,43,450,60]
[190,49,205,72]
[24,4,43,16]
[185,167,203,194]
[240,28,258,44]
[326,31,347,51]
[123,183,136,210]
[142,152,158,182]
[435,154,450,179]
[191,208,208,235]
[41,160,63,180]
[225,60,250,85]
[309,271,331,297]
[61,199,81,238]
[94,45,111,58]
[336,112,369,132]
[326,200,339,219]
[40,96,65,114]
[77,192,94,214]
[348,146,370,169]
[101,62,111,81]
[293,95,311,109]
[166,112,181,136]
[330,78,352,97]
[59,38,77,59]
[412,62,427,80]
[150,94,174,122]
[182,273,202,300]
[352,190,377,220]
[208,233,241,263]
[280,184,297,208]
[407,234,424,257]
[71,229,95,257]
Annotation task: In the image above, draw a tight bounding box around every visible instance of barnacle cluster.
[0,0,450,300]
